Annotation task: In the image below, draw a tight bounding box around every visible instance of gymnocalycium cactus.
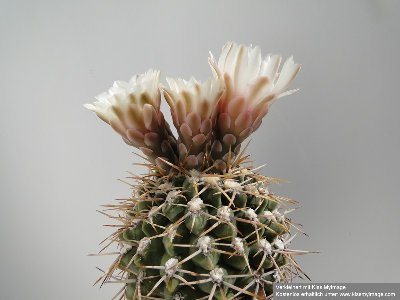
[85,42,310,300]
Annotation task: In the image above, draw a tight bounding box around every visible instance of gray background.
[1,1,399,299]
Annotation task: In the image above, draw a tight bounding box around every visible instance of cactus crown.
[86,42,309,300]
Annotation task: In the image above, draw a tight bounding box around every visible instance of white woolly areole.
[210,268,224,284]
[274,239,285,250]
[201,176,220,186]
[262,210,277,223]
[232,237,245,254]
[166,226,177,241]
[224,179,242,191]
[197,236,212,254]
[259,239,272,255]
[273,210,285,222]
[188,170,201,183]
[165,258,179,277]
[263,211,274,219]
[188,197,203,214]
[245,208,259,222]
[159,182,174,190]
[258,186,270,195]
[119,242,132,255]
[147,206,158,221]
[137,237,151,255]
[244,184,258,194]
[173,294,184,300]
[217,206,232,222]
[166,190,180,203]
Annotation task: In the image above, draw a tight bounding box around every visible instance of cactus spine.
[86,42,309,299]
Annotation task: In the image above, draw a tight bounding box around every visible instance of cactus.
[86,42,310,300]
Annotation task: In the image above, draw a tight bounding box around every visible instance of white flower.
[164,77,223,127]
[84,69,177,165]
[84,69,161,133]
[209,42,300,144]
[162,77,224,168]
[210,42,300,108]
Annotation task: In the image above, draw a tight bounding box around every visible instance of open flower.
[84,69,177,166]
[163,77,224,169]
[209,42,300,165]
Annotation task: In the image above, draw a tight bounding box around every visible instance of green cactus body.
[99,168,304,300]
[86,42,309,299]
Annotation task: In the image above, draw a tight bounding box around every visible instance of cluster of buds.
[85,42,300,172]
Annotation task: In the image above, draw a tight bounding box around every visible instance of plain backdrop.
[1,1,399,299]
